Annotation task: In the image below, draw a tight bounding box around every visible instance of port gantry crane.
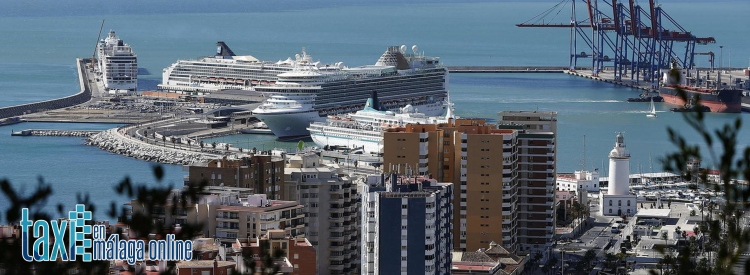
[518,0,715,88]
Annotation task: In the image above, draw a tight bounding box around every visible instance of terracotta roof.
[460,251,495,262]
[485,245,510,256]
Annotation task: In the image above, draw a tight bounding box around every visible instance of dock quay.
[0,58,93,120]
[447,66,586,73]
[565,70,654,92]
[11,129,103,137]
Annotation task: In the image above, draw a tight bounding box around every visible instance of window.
[618,200,621,206]
[609,200,612,206]
[627,200,631,206]
[609,209,612,214]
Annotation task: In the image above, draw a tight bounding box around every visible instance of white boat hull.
[254,110,323,137]
[310,132,382,154]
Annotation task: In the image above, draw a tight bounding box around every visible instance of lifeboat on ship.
[236,79,244,84]
[251,80,259,85]
[261,80,269,85]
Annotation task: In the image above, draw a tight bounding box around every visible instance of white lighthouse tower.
[600,133,637,216]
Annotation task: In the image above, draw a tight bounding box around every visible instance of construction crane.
[693,52,715,71]
[518,0,716,87]
[90,20,105,70]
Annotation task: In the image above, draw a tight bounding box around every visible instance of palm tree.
[187,139,192,148]
[674,226,682,251]
[171,137,176,149]
[200,140,205,150]
[162,135,166,146]
[211,142,217,149]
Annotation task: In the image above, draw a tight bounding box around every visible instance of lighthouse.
[600,133,637,216]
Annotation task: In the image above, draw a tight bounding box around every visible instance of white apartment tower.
[284,152,360,275]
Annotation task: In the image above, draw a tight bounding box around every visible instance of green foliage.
[0,166,208,275]
[652,67,750,274]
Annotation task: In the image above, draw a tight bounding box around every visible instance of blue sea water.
[0,1,749,221]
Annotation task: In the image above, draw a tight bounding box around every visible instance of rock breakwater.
[86,129,219,165]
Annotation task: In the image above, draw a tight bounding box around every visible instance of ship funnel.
[216,41,236,57]
[363,91,385,112]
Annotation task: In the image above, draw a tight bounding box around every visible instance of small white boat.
[646,97,657,118]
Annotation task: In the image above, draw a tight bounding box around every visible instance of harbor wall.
[0,58,92,119]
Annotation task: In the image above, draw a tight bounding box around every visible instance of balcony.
[329,216,345,222]
[328,188,345,195]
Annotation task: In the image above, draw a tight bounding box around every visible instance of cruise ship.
[97,30,137,94]
[307,92,454,154]
[253,45,448,137]
[159,42,299,94]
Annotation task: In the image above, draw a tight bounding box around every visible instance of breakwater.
[86,128,220,165]
[11,129,102,137]
[0,58,92,119]
[446,66,589,73]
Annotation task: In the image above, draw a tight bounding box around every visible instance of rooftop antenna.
[580,135,586,171]
[91,19,105,69]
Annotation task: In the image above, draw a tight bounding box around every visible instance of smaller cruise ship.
[307,92,454,154]
[97,30,137,94]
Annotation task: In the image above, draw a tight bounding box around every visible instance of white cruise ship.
[159,42,303,94]
[307,92,454,154]
[253,45,448,137]
[97,30,137,94]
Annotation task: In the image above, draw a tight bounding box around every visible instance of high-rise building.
[382,119,519,252]
[498,111,557,255]
[361,174,453,274]
[600,133,637,216]
[284,152,360,275]
[186,155,285,199]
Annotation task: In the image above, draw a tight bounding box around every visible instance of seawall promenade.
[0,59,93,119]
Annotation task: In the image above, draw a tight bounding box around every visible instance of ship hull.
[254,110,323,138]
[659,86,742,113]
[260,99,445,138]
[310,132,382,154]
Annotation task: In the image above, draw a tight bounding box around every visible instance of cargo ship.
[659,65,742,113]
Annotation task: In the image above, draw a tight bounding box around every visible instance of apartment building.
[361,174,453,274]
[382,119,519,252]
[235,230,317,275]
[284,152,360,275]
[498,111,557,255]
[129,188,305,244]
[185,154,285,199]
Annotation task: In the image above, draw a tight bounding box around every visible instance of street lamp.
[719,46,724,71]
